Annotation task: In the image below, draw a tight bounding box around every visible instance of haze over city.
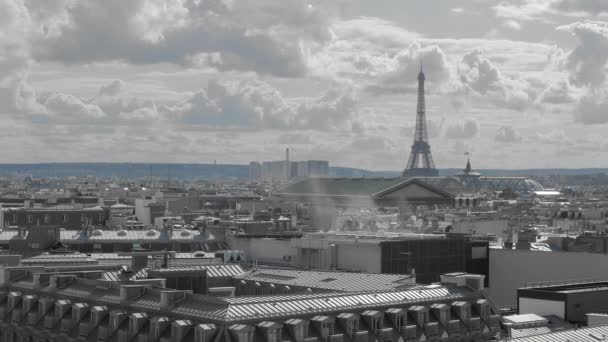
[1,0,607,169]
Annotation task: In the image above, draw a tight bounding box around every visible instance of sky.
[0,0,607,170]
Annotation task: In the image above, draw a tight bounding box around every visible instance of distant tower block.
[402,66,439,177]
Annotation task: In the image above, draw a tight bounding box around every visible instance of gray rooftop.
[235,269,414,292]
[5,275,481,323]
[506,325,608,341]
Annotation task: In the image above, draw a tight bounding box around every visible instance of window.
[44,214,50,224]
[27,215,33,223]
[30,243,40,249]
[63,214,68,223]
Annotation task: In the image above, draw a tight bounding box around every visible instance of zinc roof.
[506,325,608,341]
[235,269,414,292]
[5,277,480,323]
[58,229,204,242]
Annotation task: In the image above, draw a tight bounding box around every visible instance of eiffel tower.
[402,66,439,177]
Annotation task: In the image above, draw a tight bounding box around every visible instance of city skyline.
[1,0,606,170]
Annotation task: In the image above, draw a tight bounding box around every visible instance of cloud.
[307,17,420,82]
[1,77,158,125]
[166,79,292,129]
[539,80,575,104]
[165,79,356,131]
[557,21,608,88]
[445,119,479,139]
[492,1,553,22]
[40,92,105,119]
[494,0,608,21]
[534,129,572,144]
[458,50,502,94]
[294,89,356,130]
[457,50,534,110]
[21,0,339,78]
[368,41,451,94]
[575,89,608,124]
[495,125,522,142]
[97,79,125,97]
[552,0,608,15]
[502,20,523,31]
[350,135,393,151]
[277,133,312,145]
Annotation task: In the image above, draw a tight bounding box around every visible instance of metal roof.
[145,264,245,278]
[5,277,481,323]
[21,252,97,264]
[103,264,245,282]
[276,177,455,199]
[235,269,414,292]
[7,205,104,212]
[58,229,206,242]
[506,325,608,341]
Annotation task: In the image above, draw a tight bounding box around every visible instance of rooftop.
[277,177,404,197]
[4,275,482,323]
[235,269,415,292]
[506,325,608,341]
[522,281,608,294]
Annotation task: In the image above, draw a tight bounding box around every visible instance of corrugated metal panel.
[235,269,414,292]
[507,325,608,341]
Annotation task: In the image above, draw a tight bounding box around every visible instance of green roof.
[277,177,405,196]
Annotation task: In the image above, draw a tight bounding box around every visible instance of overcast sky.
[0,0,607,170]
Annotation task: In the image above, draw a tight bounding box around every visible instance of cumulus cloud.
[10,0,339,78]
[165,79,356,131]
[457,50,534,110]
[553,0,608,15]
[368,41,451,94]
[575,89,608,124]
[534,129,571,144]
[166,79,292,129]
[307,17,421,82]
[97,79,125,97]
[503,20,523,31]
[445,119,479,139]
[494,0,608,21]
[458,50,502,94]
[539,80,575,104]
[495,125,522,142]
[1,77,158,125]
[294,90,356,130]
[557,21,608,88]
